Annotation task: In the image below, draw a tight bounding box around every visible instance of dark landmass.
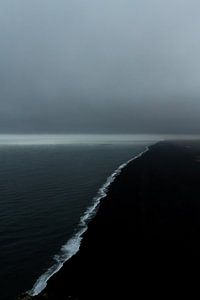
[19,141,200,299]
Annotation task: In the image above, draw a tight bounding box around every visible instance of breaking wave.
[30,146,149,296]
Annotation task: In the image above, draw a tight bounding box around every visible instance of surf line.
[30,146,150,296]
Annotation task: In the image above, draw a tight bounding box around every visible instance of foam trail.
[29,146,150,296]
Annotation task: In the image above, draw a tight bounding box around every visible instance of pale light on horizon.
[0,133,199,146]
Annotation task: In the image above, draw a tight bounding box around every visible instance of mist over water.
[0,134,161,145]
[0,134,199,146]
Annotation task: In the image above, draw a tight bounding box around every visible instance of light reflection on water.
[0,133,199,146]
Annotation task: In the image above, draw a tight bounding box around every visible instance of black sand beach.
[20,141,200,299]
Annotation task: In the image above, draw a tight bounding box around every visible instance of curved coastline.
[28,146,150,297]
[18,140,200,299]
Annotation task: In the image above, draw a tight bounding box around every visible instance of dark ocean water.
[0,139,153,300]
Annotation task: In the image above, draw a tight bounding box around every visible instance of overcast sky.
[0,0,200,133]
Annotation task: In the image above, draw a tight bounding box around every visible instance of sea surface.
[0,135,161,300]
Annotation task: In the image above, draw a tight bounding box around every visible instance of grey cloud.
[0,0,200,133]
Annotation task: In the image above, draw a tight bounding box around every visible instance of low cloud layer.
[0,0,200,133]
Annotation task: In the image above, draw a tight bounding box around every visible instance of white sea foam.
[29,146,150,296]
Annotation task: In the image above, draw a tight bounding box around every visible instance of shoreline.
[27,145,151,297]
[19,140,200,299]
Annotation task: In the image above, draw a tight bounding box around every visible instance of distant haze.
[0,0,200,134]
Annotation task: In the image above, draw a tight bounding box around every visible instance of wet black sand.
[20,141,200,299]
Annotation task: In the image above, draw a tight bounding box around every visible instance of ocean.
[0,135,159,300]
